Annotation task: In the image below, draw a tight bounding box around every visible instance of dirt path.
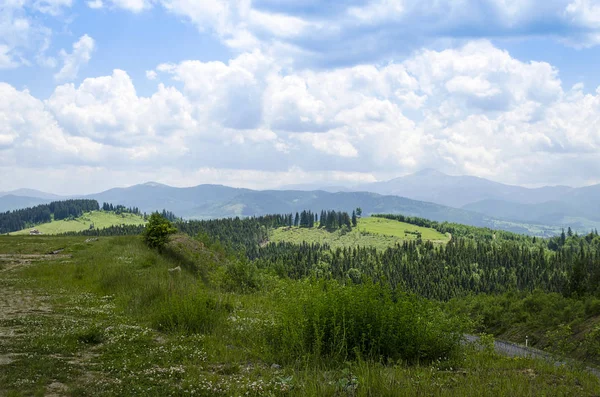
[0,255,50,361]
[0,254,68,395]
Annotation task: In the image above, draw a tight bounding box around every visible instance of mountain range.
[2,170,599,235]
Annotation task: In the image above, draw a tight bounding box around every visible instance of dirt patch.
[0,285,52,321]
[0,254,71,274]
[0,354,17,365]
[46,381,69,396]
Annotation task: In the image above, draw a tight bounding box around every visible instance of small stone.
[271,363,281,370]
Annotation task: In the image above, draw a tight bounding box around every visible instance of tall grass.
[266,280,465,365]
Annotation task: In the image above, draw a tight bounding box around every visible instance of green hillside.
[10,211,146,235]
[270,216,449,250]
[1,234,599,396]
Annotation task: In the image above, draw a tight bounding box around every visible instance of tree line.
[101,202,141,215]
[0,199,100,234]
[374,214,536,242]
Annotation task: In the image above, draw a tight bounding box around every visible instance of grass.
[0,235,598,396]
[270,217,449,250]
[9,211,146,235]
[359,216,448,241]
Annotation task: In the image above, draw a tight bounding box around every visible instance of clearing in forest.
[9,211,146,235]
[270,216,449,250]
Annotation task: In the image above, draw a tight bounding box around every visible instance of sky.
[2,0,600,195]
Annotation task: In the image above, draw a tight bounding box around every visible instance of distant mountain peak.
[141,181,169,188]
[411,168,447,177]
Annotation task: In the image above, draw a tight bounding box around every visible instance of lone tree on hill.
[144,212,177,250]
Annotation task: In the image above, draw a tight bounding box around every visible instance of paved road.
[464,334,600,379]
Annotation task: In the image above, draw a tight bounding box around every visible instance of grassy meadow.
[269,216,449,250]
[9,211,146,235]
[0,234,598,396]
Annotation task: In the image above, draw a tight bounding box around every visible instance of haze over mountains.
[2,170,600,235]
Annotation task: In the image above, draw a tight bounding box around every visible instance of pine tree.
[352,210,357,227]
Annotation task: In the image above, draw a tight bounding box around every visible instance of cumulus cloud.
[54,34,95,82]
[0,82,104,167]
[132,0,600,64]
[3,39,600,191]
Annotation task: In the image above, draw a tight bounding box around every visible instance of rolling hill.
[9,211,146,235]
[270,217,449,250]
[353,169,600,231]
[80,182,562,235]
[83,184,490,224]
[355,168,574,208]
[5,170,600,235]
[0,195,51,213]
[0,189,64,200]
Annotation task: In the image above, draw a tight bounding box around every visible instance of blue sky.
[2,0,600,194]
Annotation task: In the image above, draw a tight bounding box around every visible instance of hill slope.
[0,189,63,200]
[270,217,449,250]
[80,183,564,235]
[85,183,488,223]
[0,195,50,213]
[10,211,146,235]
[353,169,600,232]
[356,169,573,208]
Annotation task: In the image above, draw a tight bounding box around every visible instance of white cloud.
[0,44,19,69]
[47,69,197,152]
[108,0,152,12]
[54,34,96,82]
[32,0,73,15]
[248,9,312,38]
[566,0,600,27]
[146,70,158,80]
[4,39,600,190]
[347,0,405,24]
[87,0,104,9]
[0,82,105,167]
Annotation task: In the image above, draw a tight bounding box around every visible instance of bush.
[144,213,177,250]
[267,280,465,364]
[220,259,262,293]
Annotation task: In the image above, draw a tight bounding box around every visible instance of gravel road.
[464,334,600,379]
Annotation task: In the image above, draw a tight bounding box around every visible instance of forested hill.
[182,214,600,301]
[77,182,565,235]
[0,199,100,234]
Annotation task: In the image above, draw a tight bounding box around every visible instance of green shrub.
[143,213,177,250]
[151,289,232,334]
[220,259,262,293]
[584,297,600,317]
[267,280,465,364]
